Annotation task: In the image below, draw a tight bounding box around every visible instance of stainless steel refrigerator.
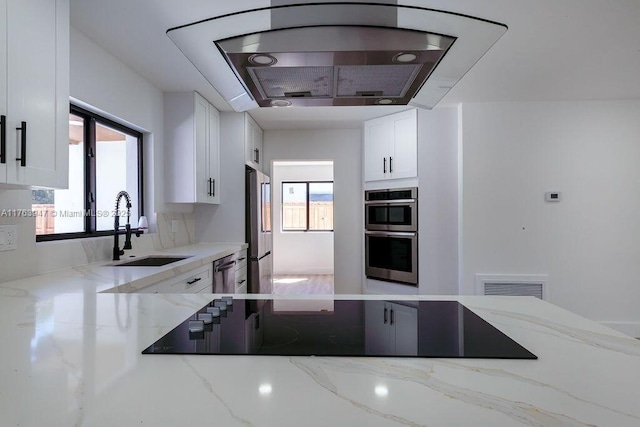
[246,168,272,298]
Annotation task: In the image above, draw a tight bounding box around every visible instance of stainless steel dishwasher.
[213,254,236,293]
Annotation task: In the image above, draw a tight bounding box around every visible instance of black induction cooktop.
[142,298,536,359]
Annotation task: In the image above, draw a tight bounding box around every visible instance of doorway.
[271,160,334,294]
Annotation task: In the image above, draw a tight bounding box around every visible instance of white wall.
[417,107,459,295]
[263,129,362,294]
[461,100,640,335]
[272,163,334,275]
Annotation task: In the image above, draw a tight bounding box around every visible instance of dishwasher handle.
[215,260,236,272]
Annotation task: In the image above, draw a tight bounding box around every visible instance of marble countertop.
[1,252,639,426]
[0,242,247,297]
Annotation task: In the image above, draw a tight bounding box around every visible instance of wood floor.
[272,275,334,295]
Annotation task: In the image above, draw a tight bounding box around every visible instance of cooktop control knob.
[198,313,213,324]
[222,296,233,306]
[188,320,204,333]
[214,300,228,311]
[206,307,221,317]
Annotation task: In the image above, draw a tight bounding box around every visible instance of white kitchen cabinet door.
[5,0,69,188]
[164,91,220,204]
[0,0,7,182]
[253,122,263,169]
[194,94,209,203]
[365,300,391,355]
[389,109,418,180]
[390,302,418,356]
[365,301,418,355]
[244,114,263,171]
[363,109,417,182]
[364,117,391,182]
[207,102,220,204]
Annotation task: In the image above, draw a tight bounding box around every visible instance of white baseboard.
[274,269,334,276]
[599,321,640,338]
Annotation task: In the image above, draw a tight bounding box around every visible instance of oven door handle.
[364,199,416,205]
[365,231,416,237]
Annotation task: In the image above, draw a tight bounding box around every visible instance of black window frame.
[35,104,144,242]
[281,181,334,232]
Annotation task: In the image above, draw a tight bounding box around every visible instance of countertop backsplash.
[0,192,195,283]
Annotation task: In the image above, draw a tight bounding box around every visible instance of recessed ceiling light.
[249,54,277,66]
[376,99,393,105]
[270,99,292,107]
[393,52,419,63]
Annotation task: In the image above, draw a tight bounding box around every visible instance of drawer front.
[235,267,247,294]
[169,265,213,293]
[138,264,213,294]
[234,249,248,272]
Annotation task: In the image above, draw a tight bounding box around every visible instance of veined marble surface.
[0,242,247,298]
[0,278,639,427]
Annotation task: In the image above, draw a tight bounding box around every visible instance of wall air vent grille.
[475,274,549,300]
[336,64,421,97]
[483,283,544,299]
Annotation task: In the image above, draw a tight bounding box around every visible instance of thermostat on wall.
[545,192,561,202]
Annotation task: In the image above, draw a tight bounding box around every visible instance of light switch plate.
[0,225,18,251]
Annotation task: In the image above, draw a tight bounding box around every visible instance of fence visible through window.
[282,182,333,231]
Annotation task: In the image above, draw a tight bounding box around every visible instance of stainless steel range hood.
[167,3,507,111]
[217,26,455,107]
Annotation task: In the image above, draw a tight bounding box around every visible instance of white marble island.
[1,282,639,426]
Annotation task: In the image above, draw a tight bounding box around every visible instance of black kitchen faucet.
[113,190,141,261]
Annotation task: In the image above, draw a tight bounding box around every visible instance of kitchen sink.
[113,256,191,267]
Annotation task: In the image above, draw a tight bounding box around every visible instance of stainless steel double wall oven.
[365,187,418,285]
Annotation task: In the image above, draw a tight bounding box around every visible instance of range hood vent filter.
[336,64,421,98]
[249,66,333,98]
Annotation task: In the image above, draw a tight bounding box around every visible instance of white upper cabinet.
[244,114,263,171]
[0,1,7,183]
[164,91,220,204]
[1,0,69,188]
[364,109,417,182]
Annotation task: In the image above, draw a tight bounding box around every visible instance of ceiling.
[70,0,640,129]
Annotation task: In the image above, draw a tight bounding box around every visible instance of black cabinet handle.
[383,307,388,324]
[254,148,260,164]
[186,277,202,286]
[389,157,393,173]
[0,115,6,164]
[211,178,215,197]
[238,279,246,285]
[15,121,26,167]
[390,308,394,326]
[206,178,212,196]
[383,157,386,173]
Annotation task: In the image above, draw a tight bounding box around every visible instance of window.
[32,105,143,241]
[282,182,333,231]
